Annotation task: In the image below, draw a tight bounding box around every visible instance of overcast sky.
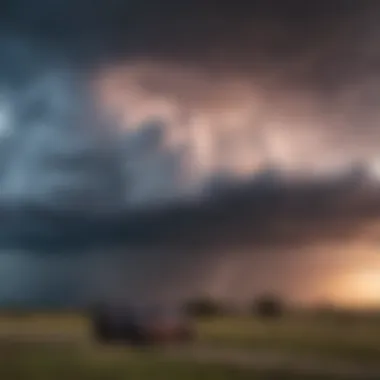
[0,1,380,307]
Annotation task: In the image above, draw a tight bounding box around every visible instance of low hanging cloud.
[0,163,379,253]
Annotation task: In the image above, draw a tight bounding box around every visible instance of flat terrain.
[197,314,380,362]
[0,312,380,379]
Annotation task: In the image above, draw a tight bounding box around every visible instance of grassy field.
[0,312,379,379]
[197,314,380,362]
[0,340,355,380]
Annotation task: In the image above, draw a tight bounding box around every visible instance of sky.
[0,0,380,308]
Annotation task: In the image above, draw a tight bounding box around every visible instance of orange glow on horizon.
[326,269,380,308]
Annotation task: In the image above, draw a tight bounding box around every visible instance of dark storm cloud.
[1,0,379,110]
[0,0,380,251]
[1,1,380,307]
[1,165,379,253]
[0,1,375,65]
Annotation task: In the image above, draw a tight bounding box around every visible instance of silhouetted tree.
[251,294,285,320]
[183,297,225,318]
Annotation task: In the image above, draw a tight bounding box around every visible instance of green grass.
[0,312,379,379]
[0,342,247,380]
[197,315,380,363]
[0,340,361,380]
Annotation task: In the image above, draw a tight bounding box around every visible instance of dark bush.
[251,294,285,320]
[183,297,226,318]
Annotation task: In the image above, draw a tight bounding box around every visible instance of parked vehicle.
[91,303,196,345]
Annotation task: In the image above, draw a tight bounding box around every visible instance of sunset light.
[329,270,380,308]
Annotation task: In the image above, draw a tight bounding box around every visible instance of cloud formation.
[0,1,380,306]
[0,2,379,244]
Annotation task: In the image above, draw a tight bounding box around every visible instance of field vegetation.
[0,308,379,379]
